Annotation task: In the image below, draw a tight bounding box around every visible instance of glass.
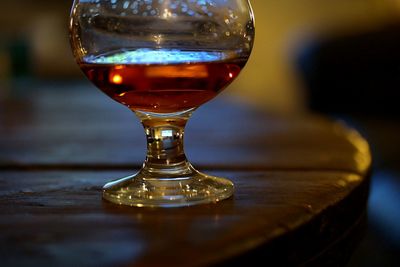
[69,0,255,207]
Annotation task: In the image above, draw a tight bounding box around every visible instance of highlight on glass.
[69,0,255,207]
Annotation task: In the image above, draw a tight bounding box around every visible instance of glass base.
[102,169,234,208]
[103,109,234,207]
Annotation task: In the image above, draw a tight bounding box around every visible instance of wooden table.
[0,83,371,266]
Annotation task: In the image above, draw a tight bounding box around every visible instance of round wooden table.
[0,85,371,266]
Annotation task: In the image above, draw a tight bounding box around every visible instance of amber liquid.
[80,50,246,113]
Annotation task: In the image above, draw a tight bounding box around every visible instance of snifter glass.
[69,0,255,207]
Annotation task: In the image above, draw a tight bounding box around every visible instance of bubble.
[123,1,130,9]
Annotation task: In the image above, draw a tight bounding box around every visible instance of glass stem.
[135,109,196,178]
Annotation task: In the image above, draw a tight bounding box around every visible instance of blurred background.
[1,0,399,265]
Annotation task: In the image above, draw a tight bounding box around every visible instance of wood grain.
[0,170,368,267]
[0,83,371,266]
[0,84,370,175]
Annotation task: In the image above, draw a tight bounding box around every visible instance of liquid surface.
[81,49,246,113]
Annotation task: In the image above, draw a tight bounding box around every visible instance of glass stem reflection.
[136,109,196,179]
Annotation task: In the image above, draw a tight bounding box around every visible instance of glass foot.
[103,170,234,208]
[103,109,234,207]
